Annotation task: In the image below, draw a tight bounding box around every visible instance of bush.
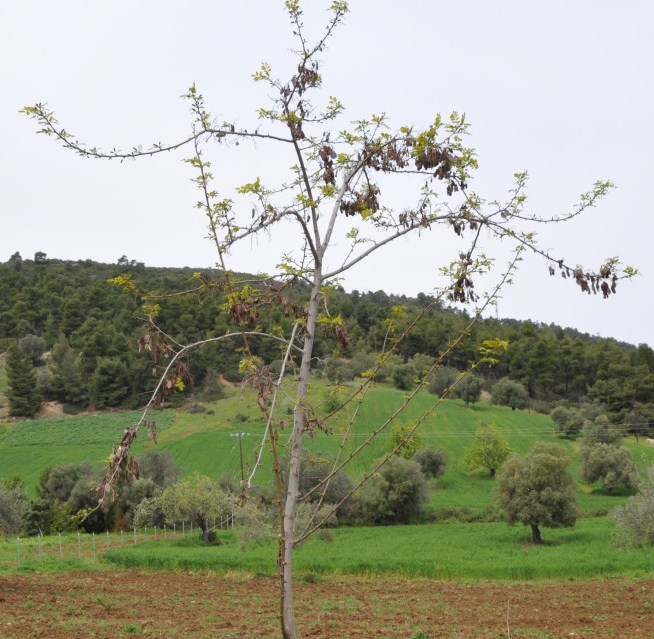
[614,465,654,546]
[413,447,447,478]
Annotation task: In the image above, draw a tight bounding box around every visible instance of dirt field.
[1,570,653,638]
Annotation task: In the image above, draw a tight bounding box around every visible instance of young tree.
[158,474,236,542]
[463,424,511,478]
[22,2,632,636]
[491,377,528,411]
[496,442,578,544]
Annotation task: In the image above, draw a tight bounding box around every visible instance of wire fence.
[2,515,236,570]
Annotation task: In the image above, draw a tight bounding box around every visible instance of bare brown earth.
[1,570,653,638]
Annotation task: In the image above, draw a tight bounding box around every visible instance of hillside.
[3,383,653,519]
[1,255,653,423]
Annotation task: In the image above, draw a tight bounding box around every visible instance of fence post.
[182,521,185,535]
[154,526,157,541]
[77,532,81,558]
[38,533,42,561]
[133,527,137,545]
[106,531,110,549]
[58,532,62,558]
[173,522,176,535]
[121,530,124,545]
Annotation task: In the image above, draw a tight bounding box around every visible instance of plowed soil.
[1,569,653,638]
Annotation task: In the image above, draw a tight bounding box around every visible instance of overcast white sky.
[1,1,652,347]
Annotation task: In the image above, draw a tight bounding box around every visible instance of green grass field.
[100,517,654,581]
[2,381,654,516]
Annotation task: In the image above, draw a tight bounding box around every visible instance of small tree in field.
[463,424,511,478]
[158,474,235,542]
[22,1,632,635]
[453,374,483,408]
[496,442,577,544]
[492,377,528,411]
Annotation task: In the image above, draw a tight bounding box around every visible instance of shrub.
[413,447,447,478]
[614,465,654,546]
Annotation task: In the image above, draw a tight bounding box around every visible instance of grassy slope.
[2,382,654,515]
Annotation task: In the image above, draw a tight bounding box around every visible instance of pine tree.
[6,343,41,417]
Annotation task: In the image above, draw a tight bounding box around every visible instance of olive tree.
[581,443,638,495]
[22,1,631,636]
[614,465,654,547]
[496,442,578,544]
[491,377,528,411]
[453,374,483,408]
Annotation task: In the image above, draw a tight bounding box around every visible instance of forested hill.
[1,252,653,431]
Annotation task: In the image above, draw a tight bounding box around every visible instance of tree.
[158,474,236,542]
[550,405,586,439]
[614,465,654,547]
[582,414,622,446]
[581,443,638,495]
[354,455,430,525]
[5,343,40,417]
[427,365,459,396]
[491,377,528,411]
[22,1,631,635]
[0,483,27,536]
[453,374,483,408]
[413,447,447,479]
[388,421,422,459]
[18,334,46,366]
[496,442,578,544]
[463,424,511,478]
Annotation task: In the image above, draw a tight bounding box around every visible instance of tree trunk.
[530,524,542,544]
[280,271,323,639]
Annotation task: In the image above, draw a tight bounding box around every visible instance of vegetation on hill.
[1,255,653,438]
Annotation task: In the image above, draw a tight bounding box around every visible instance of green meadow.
[2,382,654,517]
[101,517,654,581]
